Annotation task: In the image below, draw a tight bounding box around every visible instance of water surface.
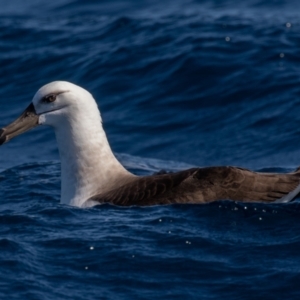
[0,0,300,298]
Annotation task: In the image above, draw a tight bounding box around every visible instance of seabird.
[1,81,300,207]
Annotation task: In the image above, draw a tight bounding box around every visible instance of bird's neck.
[54,112,134,207]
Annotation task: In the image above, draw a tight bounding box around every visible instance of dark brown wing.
[90,166,300,206]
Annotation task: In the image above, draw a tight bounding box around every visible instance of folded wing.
[90,167,300,206]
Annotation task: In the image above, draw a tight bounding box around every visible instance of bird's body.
[1,81,300,207]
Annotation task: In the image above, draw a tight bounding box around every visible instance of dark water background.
[1,0,300,299]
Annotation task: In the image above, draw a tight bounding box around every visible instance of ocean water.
[1,0,300,298]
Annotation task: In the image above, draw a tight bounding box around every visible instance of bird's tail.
[275,167,300,203]
[275,183,300,203]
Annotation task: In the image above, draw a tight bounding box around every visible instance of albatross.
[1,81,300,207]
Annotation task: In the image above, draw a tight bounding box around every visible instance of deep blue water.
[1,0,300,298]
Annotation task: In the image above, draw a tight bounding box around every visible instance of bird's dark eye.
[43,94,57,103]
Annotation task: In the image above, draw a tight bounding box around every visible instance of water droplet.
[168,231,171,234]
[90,246,94,250]
[286,22,292,28]
[159,219,162,222]
[85,266,88,270]
[225,36,230,42]
[244,207,247,210]
[259,217,262,221]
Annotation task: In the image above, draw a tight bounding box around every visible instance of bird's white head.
[0,81,102,144]
[34,81,102,128]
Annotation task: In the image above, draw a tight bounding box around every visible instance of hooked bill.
[0,103,38,145]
